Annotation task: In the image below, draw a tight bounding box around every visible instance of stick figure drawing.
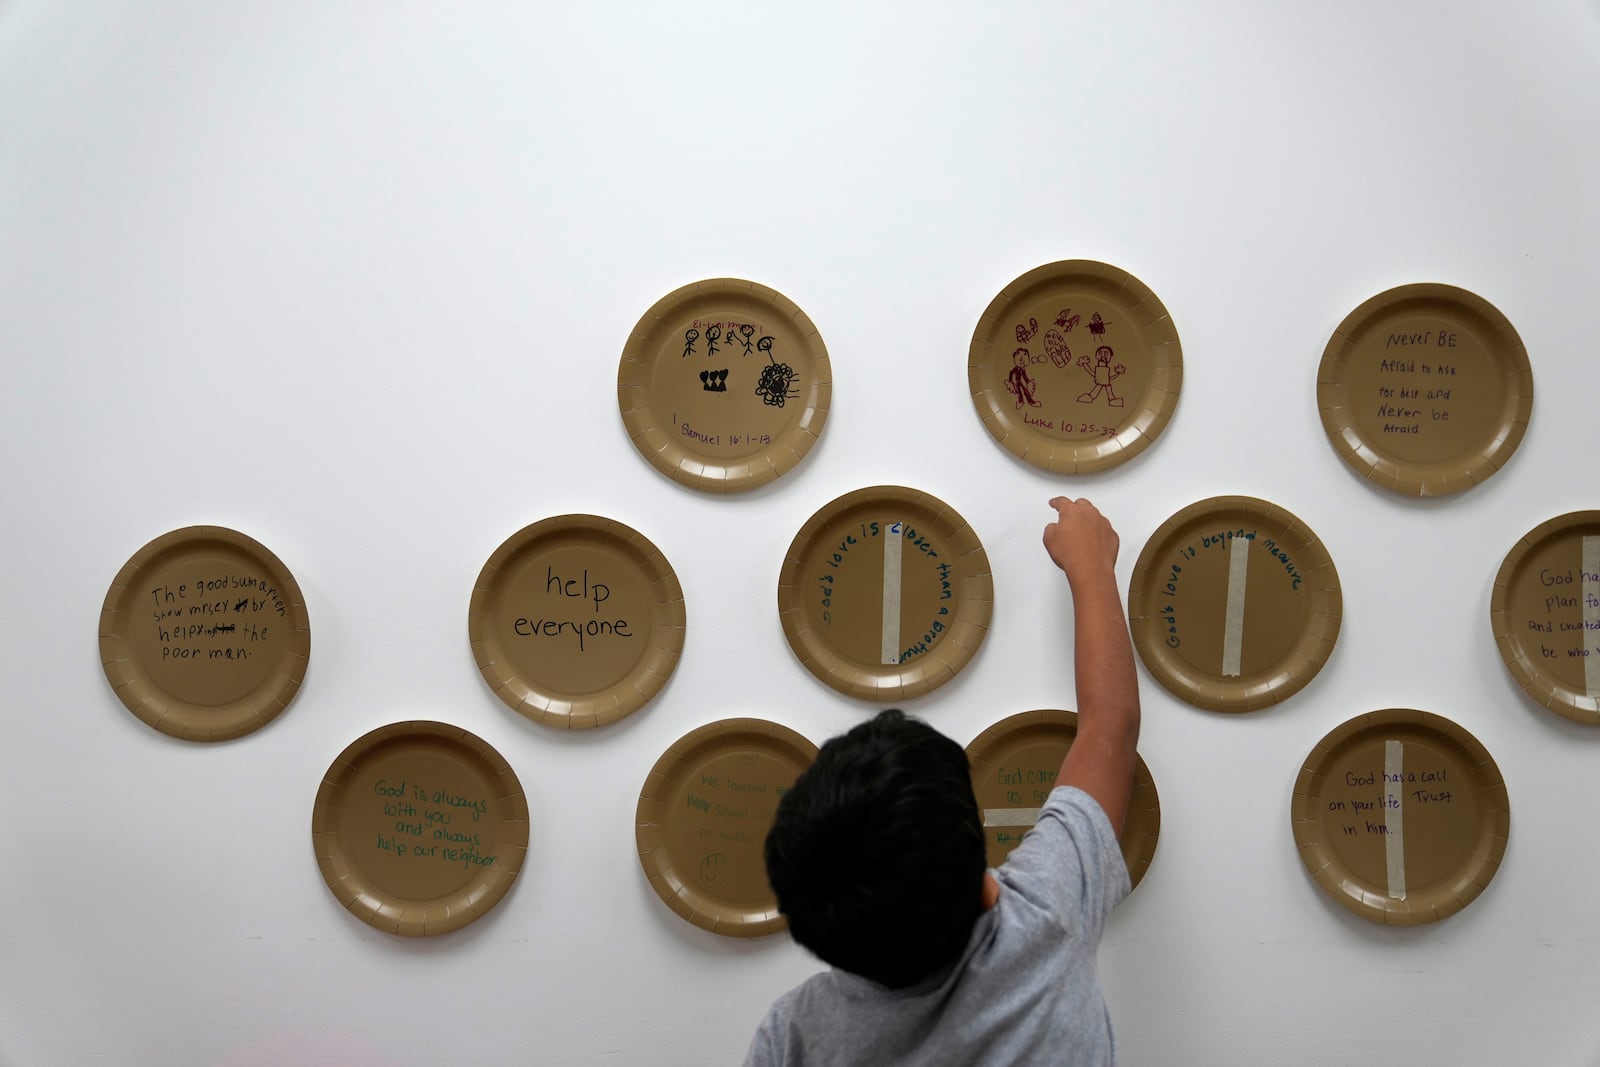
[1076,345,1126,407]
[1004,347,1042,409]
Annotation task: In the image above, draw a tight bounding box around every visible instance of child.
[746,497,1141,1066]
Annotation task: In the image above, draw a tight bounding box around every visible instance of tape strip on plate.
[1585,535,1599,699]
[983,807,1043,827]
[881,524,903,666]
[1384,739,1407,901]
[1222,536,1250,677]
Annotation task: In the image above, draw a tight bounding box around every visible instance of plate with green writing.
[312,720,529,936]
[1317,283,1532,496]
[966,709,1160,889]
[1489,511,1600,723]
[1127,496,1341,712]
[99,525,311,741]
[469,515,686,728]
[1291,708,1509,925]
[778,486,994,702]
[636,718,818,937]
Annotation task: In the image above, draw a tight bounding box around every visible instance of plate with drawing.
[1489,511,1600,724]
[1291,708,1509,925]
[966,709,1160,889]
[778,486,994,702]
[312,720,529,936]
[1317,283,1532,496]
[1127,496,1341,712]
[98,525,311,741]
[469,514,685,728]
[968,260,1182,474]
[618,277,832,492]
[635,718,818,937]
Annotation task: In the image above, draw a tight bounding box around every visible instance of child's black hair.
[764,709,987,988]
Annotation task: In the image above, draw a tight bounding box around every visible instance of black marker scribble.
[754,358,798,407]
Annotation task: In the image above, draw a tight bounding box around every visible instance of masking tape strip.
[881,524,903,665]
[1585,535,1599,698]
[983,807,1043,828]
[1384,739,1407,901]
[1222,536,1250,677]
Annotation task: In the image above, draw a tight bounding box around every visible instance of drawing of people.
[1004,347,1041,409]
[1076,345,1126,407]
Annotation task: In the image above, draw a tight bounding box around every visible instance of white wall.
[4,3,1599,1065]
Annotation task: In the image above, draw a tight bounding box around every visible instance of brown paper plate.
[98,525,311,741]
[311,720,529,936]
[618,278,832,493]
[1317,283,1532,496]
[1490,511,1600,723]
[778,486,993,701]
[969,260,1182,473]
[635,717,818,937]
[1291,708,1509,925]
[966,709,1159,889]
[1128,496,1341,712]
[469,515,685,729]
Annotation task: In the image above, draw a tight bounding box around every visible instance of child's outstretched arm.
[1041,496,1142,836]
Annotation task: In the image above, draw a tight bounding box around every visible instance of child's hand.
[1042,497,1120,587]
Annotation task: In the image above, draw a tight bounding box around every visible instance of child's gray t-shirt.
[743,786,1131,1066]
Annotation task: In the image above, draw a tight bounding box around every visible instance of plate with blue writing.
[1291,708,1509,925]
[1317,283,1532,496]
[1127,496,1341,712]
[778,486,994,702]
[99,525,311,741]
[636,717,818,937]
[968,260,1183,474]
[618,278,832,493]
[1489,511,1600,724]
[966,709,1160,889]
[469,514,685,728]
[312,720,529,936]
